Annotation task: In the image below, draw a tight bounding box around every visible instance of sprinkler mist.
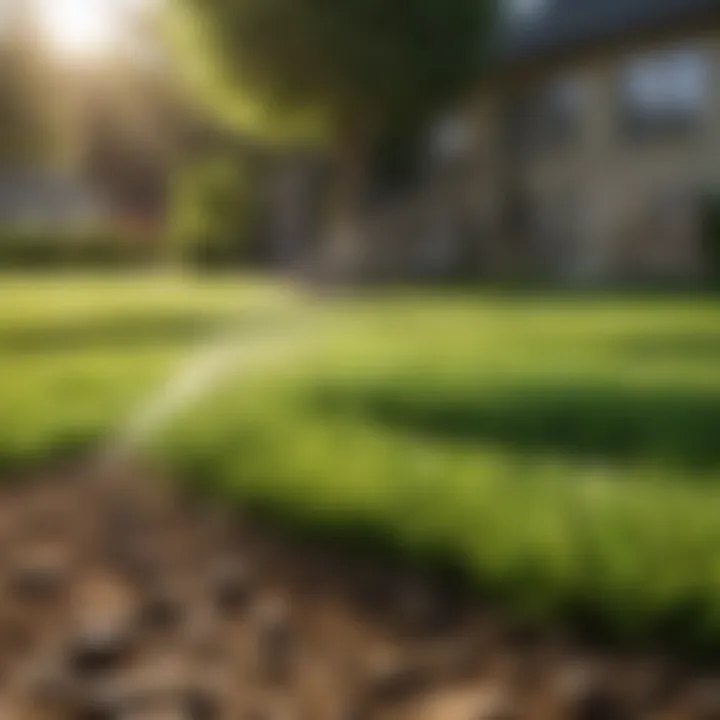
[93,301,325,483]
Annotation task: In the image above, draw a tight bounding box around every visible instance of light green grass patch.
[0,273,291,472]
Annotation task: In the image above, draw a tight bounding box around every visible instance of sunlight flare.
[36,0,124,57]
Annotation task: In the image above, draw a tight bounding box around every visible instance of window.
[620,47,709,137]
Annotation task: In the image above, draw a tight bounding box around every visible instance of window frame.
[618,46,710,140]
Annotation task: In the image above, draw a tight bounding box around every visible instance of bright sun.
[37,0,124,57]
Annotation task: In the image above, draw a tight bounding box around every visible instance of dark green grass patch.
[311,379,720,469]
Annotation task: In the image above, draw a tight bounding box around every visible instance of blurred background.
[0,0,718,281]
[0,0,720,717]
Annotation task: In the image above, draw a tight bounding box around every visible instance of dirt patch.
[0,463,715,719]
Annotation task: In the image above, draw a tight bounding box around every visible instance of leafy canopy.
[175,0,494,138]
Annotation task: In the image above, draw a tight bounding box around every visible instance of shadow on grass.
[0,311,257,356]
[313,381,720,469]
[620,331,720,362]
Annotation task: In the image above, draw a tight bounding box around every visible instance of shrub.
[169,157,260,269]
[0,228,152,269]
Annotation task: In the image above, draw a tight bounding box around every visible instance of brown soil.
[0,462,717,719]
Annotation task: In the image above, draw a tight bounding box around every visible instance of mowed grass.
[151,291,720,651]
[0,273,290,473]
[5,275,720,650]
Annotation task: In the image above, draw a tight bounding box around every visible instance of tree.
[173,0,495,274]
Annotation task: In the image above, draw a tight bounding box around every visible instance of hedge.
[0,229,155,269]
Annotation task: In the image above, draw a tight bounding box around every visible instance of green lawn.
[4,275,720,650]
[152,291,720,651]
[0,273,289,472]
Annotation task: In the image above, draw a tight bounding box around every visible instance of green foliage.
[0,229,151,269]
[169,157,259,268]
[175,0,494,136]
[171,0,496,268]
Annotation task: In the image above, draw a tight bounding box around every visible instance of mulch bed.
[0,462,717,719]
